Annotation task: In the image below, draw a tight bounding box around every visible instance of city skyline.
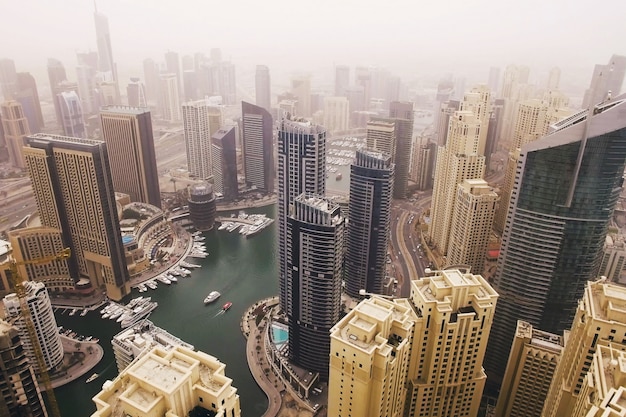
[2,1,626,98]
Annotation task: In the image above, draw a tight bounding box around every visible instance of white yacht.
[204,291,221,304]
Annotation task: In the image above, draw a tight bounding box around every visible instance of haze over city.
[3,0,626,98]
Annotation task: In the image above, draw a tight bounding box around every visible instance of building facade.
[183,99,222,180]
[187,182,217,231]
[242,101,274,192]
[0,320,47,417]
[389,101,414,199]
[486,97,626,381]
[158,73,181,122]
[0,100,30,168]
[446,179,498,274]
[344,148,394,298]
[286,194,344,379]
[255,65,271,111]
[23,133,130,301]
[323,96,350,134]
[211,126,238,201]
[56,90,85,138]
[2,281,63,373]
[100,106,161,208]
[277,117,326,314]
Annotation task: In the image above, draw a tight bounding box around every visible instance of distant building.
[323,96,350,134]
[187,182,217,231]
[600,233,626,283]
[111,320,194,373]
[291,75,311,117]
[389,101,414,199]
[211,126,238,201]
[56,90,85,138]
[0,319,47,417]
[158,73,181,122]
[335,65,350,97]
[255,65,271,111]
[100,106,161,208]
[366,118,395,157]
[3,281,63,374]
[15,72,44,132]
[126,77,147,107]
[183,99,222,180]
[495,321,563,417]
[242,101,274,192]
[92,345,241,417]
[0,100,30,168]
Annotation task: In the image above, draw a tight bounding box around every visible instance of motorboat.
[86,373,99,383]
[146,281,157,290]
[204,291,221,304]
[222,301,232,312]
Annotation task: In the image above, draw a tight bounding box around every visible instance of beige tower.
[429,110,485,256]
[328,296,417,417]
[542,279,626,417]
[323,96,349,134]
[568,344,626,416]
[158,73,181,122]
[495,321,564,417]
[1,100,30,168]
[92,345,241,417]
[405,268,498,417]
[446,179,498,274]
[460,85,491,154]
[366,118,396,160]
[291,75,311,117]
[8,226,74,293]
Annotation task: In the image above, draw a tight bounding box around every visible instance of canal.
[54,204,277,417]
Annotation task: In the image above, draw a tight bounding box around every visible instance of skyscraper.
[0,320,47,417]
[23,133,130,301]
[76,63,99,115]
[582,54,626,109]
[142,58,158,104]
[277,118,326,314]
[328,296,416,417]
[47,58,68,128]
[242,101,273,192]
[0,58,17,100]
[158,73,181,122]
[126,77,147,107]
[335,65,350,97]
[323,96,350,134]
[99,106,161,208]
[429,111,485,255]
[0,100,30,168]
[93,7,119,100]
[15,72,44,132]
[164,50,181,93]
[291,75,311,117]
[485,95,626,381]
[286,194,344,379]
[494,321,563,417]
[344,148,394,298]
[389,101,414,199]
[211,126,238,201]
[56,90,85,138]
[542,279,626,417]
[446,179,498,274]
[404,268,498,417]
[3,281,64,374]
[255,65,271,111]
[366,118,396,157]
[187,182,216,231]
[183,99,221,180]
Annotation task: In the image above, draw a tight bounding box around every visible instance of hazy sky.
[3,0,626,94]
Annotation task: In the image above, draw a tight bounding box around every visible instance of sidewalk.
[50,335,104,388]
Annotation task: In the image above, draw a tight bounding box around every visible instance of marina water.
[54,205,277,417]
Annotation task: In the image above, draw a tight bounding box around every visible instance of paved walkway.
[50,335,104,388]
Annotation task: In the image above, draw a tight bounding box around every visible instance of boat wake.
[212,310,225,318]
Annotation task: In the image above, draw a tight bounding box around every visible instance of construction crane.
[7,247,70,417]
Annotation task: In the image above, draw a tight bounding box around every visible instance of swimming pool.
[272,325,288,344]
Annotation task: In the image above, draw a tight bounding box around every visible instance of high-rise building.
[187,182,217,231]
[389,101,414,199]
[76,63,99,115]
[183,99,222,180]
[142,58,158,104]
[242,101,273,192]
[547,66,561,91]
[344,148,394,299]
[286,194,344,379]
[182,70,198,102]
[599,233,626,283]
[164,50,181,92]
[485,96,626,381]
[211,126,238,200]
[218,61,237,105]
[2,281,63,373]
[494,321,563,417]
[126,77,147,107]
[582,54,626,108]
[542,279,626,417]
[446,179,497,274]
[0,58,17,100]
[0,320,47,417]
[429,111,485,256]
[291,75,311,117]
[93,7,119,100]
[255,65,271,111]
[8,226,74,293]
[23,133,130,301]
[100,106,161,207]
[158,73,181,122]
[366,118,396,157]
[15,72,44,132]
[56,90,85,137]
[323,96,350,134]
[435,99,460,147]
[92,345,241,417]
[1,100,30,168]
[488,67,501,98]
[414,139,436,190]
[328,296,416,417]
[47,58,68,128]
[277,117,326,314]
[404,268,498,417]
[335,65,350,97]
